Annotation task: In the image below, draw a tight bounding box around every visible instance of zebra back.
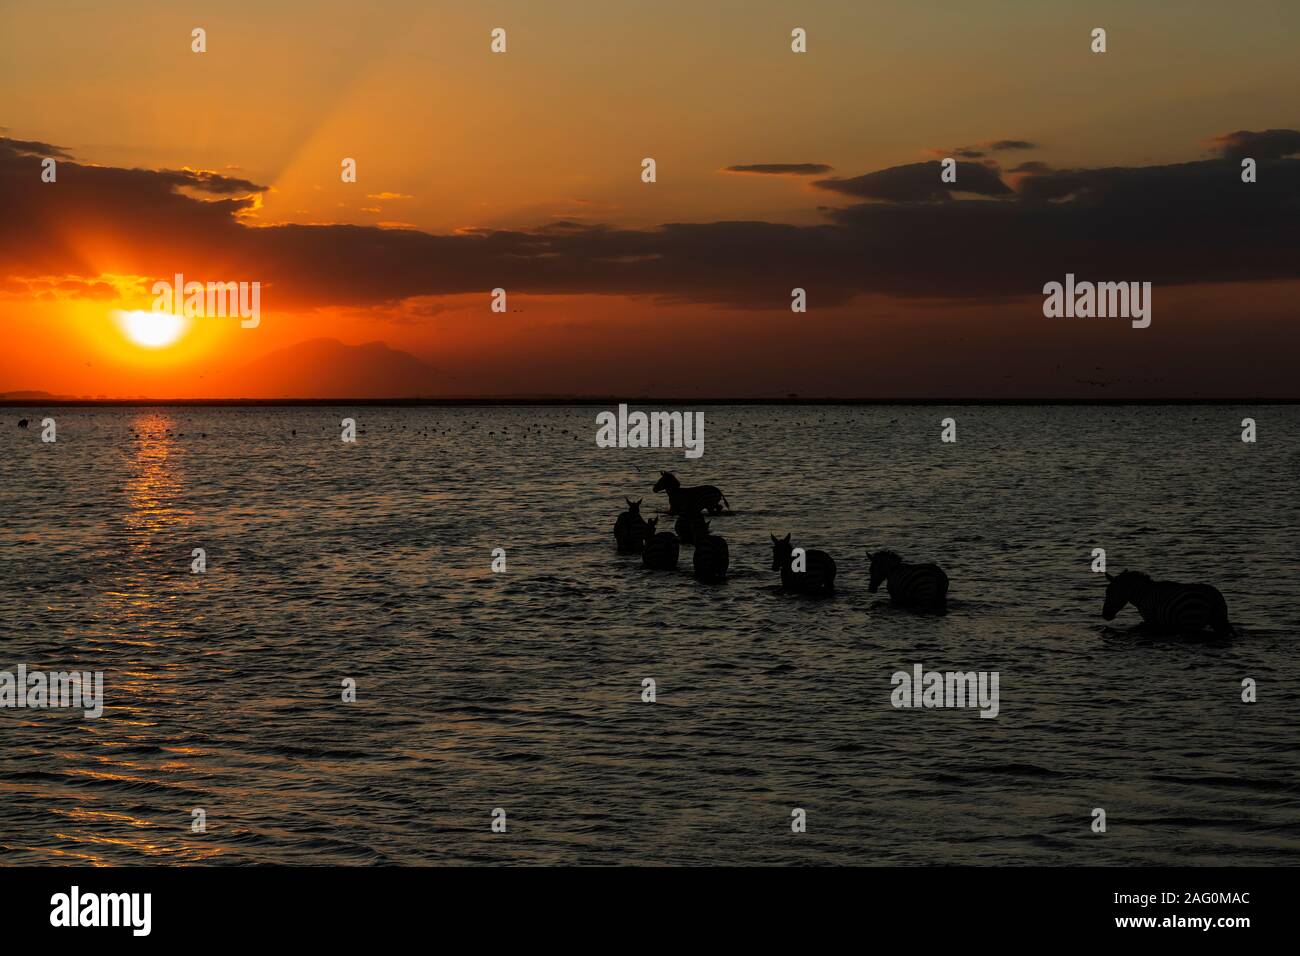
[1132,580,1228,633]
[642,532,680,569]
[887,562,949,605]
[614,509,649,551]
[693,534,729,581]
[780,548,837,592]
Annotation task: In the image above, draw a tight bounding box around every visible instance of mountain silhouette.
[228,338,440,398]
[0,390,68,401]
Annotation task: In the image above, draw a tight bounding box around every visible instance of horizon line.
[3,397,1298,407]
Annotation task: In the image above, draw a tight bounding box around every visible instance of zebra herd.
[613,471,950,604]
[614,498,731,584]
[612,471,1238,637]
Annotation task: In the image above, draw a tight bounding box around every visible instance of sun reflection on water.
[124,413,187,543]
[50,412,221,864]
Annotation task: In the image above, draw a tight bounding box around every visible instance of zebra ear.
[1105,572,1114,581]
[771,534,778,542]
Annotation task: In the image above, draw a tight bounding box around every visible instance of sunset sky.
[2,0,1298,398]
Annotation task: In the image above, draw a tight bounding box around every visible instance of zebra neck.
[1129,583,1159,614]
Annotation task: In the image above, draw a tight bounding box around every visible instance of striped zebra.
[675,510,709,545]
[771,533,837,595]
[692,521,729,583]
[613,498,649,554]
[653,471,731,515]
[1103,570,1234,637]
[641,518,680,571]
[868,550,949,609]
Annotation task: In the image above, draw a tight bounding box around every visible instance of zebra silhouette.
[653,471,731,515]
[674,509,709,545]
[1103,570,1235,637]
[613,498,649,554]
[771,534,837,595]
[692,520,729,583]
[868,550,949,608]
[641,518,680,570]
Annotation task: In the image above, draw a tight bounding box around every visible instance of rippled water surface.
[2,405,1298,865]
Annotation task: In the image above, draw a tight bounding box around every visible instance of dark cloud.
[2,131,1297,310]
[927,147,986,159]
[722,163,833,176]
[536,219,613,233]
[1,137,73,159]
[823,154,1299,297]
[812,161,1012,202]
[1208,129,1300,162]
[164,167,267,195]
[1007,161,1052,175]
[932,139,1038,160]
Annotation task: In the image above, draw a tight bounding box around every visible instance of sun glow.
[115,310,190,348]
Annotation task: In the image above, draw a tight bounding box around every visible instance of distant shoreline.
[2,397,1298,407]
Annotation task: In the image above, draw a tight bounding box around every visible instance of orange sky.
[2,0,1298,398]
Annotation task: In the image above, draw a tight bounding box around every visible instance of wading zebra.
[613,498,649,554]
[641,518,680,571]
[692,520,729,583]
[1103,570,1235,637]
[675,510,709,545]
[653,471,731,515]
[868,550,949,609]
[771,534,837,595]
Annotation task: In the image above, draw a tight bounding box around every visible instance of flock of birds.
[614,470,1238,637]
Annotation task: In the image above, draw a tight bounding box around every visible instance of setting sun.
[115,310,189,348]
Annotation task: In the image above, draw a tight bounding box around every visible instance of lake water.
[1,404,1297,865]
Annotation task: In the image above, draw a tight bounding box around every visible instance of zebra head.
[868,550,903,592]
[653,471,679,493]
[1102,569,1147,619]
[625,497,643,516]
[771,533,794,570]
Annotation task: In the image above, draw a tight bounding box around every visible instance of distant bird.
[18,419,28,428]
[654,471,731,515]
[692,520,729,583]
[1103,570,1234,637]
[868,550,949,609]
[674,509,709,545]
[641,518,680,571]
[613,498,649,554]
[771,533,836,595]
